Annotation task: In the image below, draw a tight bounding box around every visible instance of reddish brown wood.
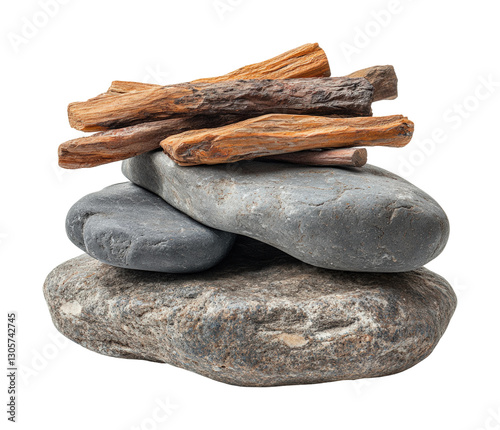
[161,114,413,166]
[107,66,398,111]
[68,78,374,132]
[109,64,398,105]
[60,44,334,169]
[58,115,246,169]
[260,148,368,167]
[60,43,402,170]
[347,65,398,102]
[107,43,331,94]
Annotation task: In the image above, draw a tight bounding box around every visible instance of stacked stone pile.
[44,43,456,386]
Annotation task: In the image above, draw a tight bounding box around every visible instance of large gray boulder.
[44,238,457,387]
[66,182,235,273]
[122,151,449,272]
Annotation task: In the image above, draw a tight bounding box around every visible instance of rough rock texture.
[122,151,449,272]
[66,182,235,273]
[43,238,457,387]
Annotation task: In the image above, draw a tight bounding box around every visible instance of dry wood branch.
[58,114,353,168]
[58,115,246,169]
[68,78,374,132]
[260,148,368,167]
[108,81,161,94]
[347,65,398,102]
[161,114,413,166]
[108,65,397,104]
[60,44,333,169]
[107,43,330,94]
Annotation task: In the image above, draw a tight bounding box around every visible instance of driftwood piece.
[58,113,354,169]
[58,115,246,169]
[107,43,331,94]
[260,148,367,167]
[348,65,398,102]
[59,65,397,169]
[161,114,413,166]
[68,78,374,132]
[108,81,161,94]
[108,65,397,103]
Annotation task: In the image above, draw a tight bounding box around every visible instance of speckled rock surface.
[122,151,449,272]
[44,238,456,387]
[66,182,235,273]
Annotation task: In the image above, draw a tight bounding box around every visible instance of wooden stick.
[58,112,355,168]
[108,81,160,94]
[107,43,331,94]
[58,115,246,169]
[60,51,398,169]
[347,65,397,102]
[108,65,397,103]
[59,44,334,169]
[260,148,367,167]
[68,78,374,132]
[161,114,413,166]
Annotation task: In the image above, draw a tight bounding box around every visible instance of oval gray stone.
[43,238,457,387]
[122,151,450,272]
[66,182,236,273]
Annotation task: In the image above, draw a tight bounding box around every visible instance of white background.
[2,1,499,429]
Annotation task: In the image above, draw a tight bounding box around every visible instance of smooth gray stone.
[66,182,235,273]
[44,237,457,387]
[122,151,449,272]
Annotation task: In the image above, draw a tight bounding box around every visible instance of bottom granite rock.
[43,238,456,387]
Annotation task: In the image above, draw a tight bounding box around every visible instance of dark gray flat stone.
[66,182,235,273]
[122,151,449,272]
[44,238,457,387]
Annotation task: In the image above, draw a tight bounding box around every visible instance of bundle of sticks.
[59,43,412,169]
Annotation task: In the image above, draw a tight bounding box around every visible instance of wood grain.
[107,43,331,94]
[260,148,368,167]
[107,65,397,103]
[161,114,413,166]
[68,78,374,132]
[58,115,246,169]
[347,65,398,102]
[58,113,357,168]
